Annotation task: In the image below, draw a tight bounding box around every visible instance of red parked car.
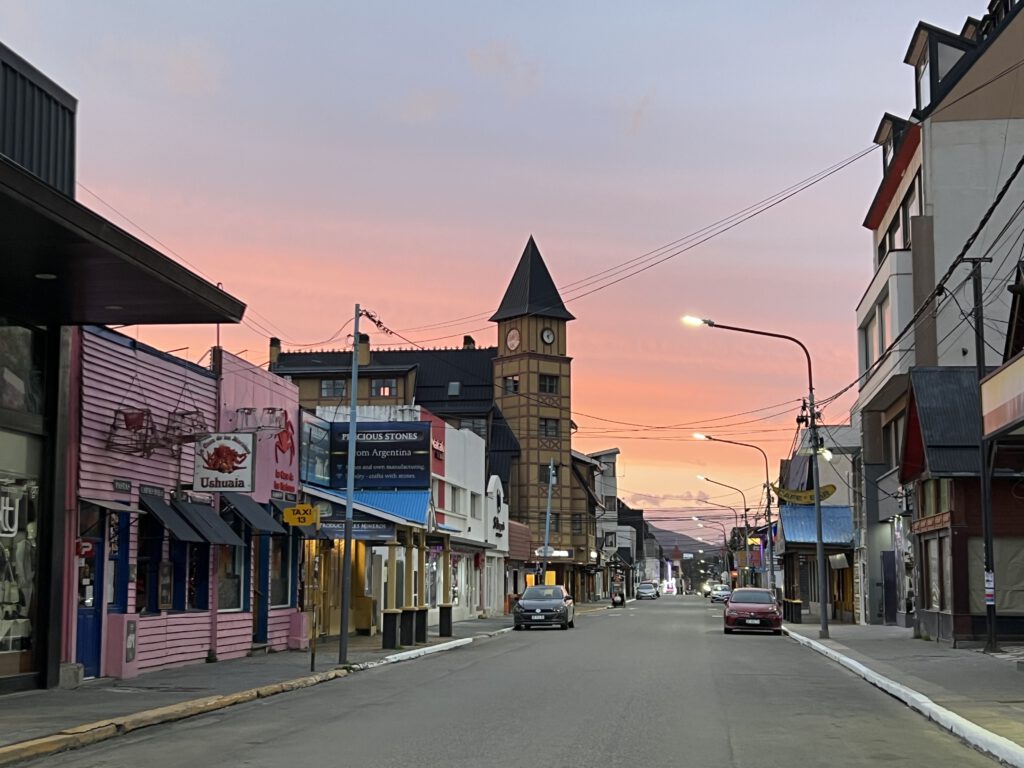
[723,588,782,635]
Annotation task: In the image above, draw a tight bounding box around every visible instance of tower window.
[539,375,559,394]
[503,375,520,393]
[539,418,559,438]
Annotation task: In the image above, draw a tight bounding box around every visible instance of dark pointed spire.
[489,236,575,322]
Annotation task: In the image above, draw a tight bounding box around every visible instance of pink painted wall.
[216,350,299,503]
[217,350,300,651]
[73,327,219,678]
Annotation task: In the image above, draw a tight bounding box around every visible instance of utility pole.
[339,305,360,664]
[807,396,829,640]
[541,459,556,584]
[967,259,999,652]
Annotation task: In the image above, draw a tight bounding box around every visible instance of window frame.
[539,374,560,395]
[370,378,398,398]
[319,378,346,399]
[503,375,520,394]
[539,417,559,438]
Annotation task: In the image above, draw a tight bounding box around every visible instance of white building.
[852,3,1024,627]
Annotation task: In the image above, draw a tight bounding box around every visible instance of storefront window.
[180,542,209,611]
[136,513,163,614]
[941,536,952,612]
[0,327,44,415]
[270,534,292,607]
[218,541,245,611]
[927,537,940,611]
[0,429,41,673]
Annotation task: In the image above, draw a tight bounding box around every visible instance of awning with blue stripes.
[302,486,430,528]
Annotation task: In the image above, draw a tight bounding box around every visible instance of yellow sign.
[771,484,837,505]
[283,504,319,526]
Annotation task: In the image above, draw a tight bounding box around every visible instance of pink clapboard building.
[65,327,304,681]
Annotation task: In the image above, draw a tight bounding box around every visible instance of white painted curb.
[383,638,473,664]
[785,627,1024,768]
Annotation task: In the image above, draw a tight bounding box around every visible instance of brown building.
[270,237,599,601]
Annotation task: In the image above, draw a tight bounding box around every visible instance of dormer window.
[916,49,931,110]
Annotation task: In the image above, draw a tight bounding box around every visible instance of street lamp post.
[684,315,829,639]
[695,434,775,592]
[697,475,750,586]
[694,520,731,583]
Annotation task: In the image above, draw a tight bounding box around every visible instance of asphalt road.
[37,597,998,768]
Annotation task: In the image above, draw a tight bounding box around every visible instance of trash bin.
[783,599,803,623]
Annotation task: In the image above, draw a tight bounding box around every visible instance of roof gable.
[901,367,980,479]
[489,236,575,322]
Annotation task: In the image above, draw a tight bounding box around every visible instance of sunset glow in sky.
[2,1,978,535]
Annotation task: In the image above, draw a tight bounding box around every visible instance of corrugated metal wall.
[0,44,76,195]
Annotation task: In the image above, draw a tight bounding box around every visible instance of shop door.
[881,550,898,624]
[75,537,104,678]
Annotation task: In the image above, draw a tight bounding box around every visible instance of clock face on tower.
[506,328,521,351]
[541,327,555,345]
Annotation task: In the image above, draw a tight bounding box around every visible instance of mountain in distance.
[645,523,707,558]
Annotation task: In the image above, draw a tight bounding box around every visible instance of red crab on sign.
[275,412,295,465]
[202,444,249,474]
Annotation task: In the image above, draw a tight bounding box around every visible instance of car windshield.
[521,587,561,600]
[638,584,655,590]
[713,586,730,592]
[730,590,773,604]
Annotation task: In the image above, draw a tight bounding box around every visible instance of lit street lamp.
[684,314,829,639]
[697,475,751,586]
[694,433,775,592]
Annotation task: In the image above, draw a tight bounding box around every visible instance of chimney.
[463,335,476,350]
[357,333,370,367]
[269,337,281,367]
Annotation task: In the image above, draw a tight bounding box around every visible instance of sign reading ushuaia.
[330,422,431,490]
[195,433,254,491]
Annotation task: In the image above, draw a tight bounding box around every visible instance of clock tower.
[491,237,579,585]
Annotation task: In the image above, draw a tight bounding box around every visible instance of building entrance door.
[75,537,104,678]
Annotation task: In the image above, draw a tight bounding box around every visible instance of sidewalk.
[0,603,614,765]
[784,621,1024,767]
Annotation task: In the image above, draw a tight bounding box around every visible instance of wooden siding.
[136,613,212,671]
[79,329,217,504]
[268,610,292,650]
[216,613,253,659]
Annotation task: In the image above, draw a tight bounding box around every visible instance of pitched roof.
[902,367,981,478]
[489,236,575,322]
[777,505,854,546]
[274,347,498,417]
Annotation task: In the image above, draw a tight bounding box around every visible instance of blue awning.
[302,486,429,528]
[777,505,854,546]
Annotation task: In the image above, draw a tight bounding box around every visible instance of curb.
[0,636,501,768]
[784,627,1024,768]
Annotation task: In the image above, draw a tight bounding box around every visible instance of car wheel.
[568,615,575,628]
[513,624,522,631]
[773,629,782,636]
[724,627,733,634]
[561,621,569,630]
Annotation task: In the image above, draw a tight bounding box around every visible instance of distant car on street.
[635,582,659,600]
[640,579,661,597]
[709,584,732,603]
[513,585,576,630]
[723,588,782,635]
[662,581,677,595]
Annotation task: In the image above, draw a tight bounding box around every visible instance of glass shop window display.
[0,432,41,668]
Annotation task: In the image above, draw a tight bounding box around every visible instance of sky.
[0,1,979,536]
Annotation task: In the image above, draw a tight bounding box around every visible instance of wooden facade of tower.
[491,237,591,587]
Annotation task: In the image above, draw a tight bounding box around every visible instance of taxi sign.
[283,504,319,526]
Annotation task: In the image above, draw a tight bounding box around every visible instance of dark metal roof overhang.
[221,492,286,534]
[172,500,245,546]
[0,154,246,326]
[138,494,203,543]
